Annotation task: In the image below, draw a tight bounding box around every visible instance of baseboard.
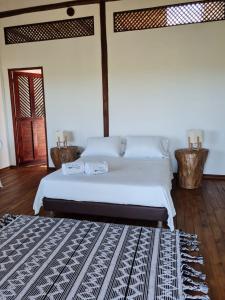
[2,165,53,171]
[174,172,225,181]
[203,174,225,180]
[47,166,56,171]
[0,166,11,171]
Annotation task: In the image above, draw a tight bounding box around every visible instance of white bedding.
[33,156,176,230]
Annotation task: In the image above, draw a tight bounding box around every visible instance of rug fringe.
[183,277,208,293]
[182,264,206,281]
[0,214,17,229]
[181,252,204,264]
[183,293,210,300]
[179,231,210,300]
[180,236,200,251]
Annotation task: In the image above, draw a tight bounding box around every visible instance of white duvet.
[33,156,176,230]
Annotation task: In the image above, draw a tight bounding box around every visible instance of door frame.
[8,66,49,167]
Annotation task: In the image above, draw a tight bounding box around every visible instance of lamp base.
[188,137,202,150]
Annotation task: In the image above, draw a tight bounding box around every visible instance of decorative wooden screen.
[4,16,94,45]
[12,72,47,165]
[33,77,45,117]
[17,76,31,118]
[114,0,225,32]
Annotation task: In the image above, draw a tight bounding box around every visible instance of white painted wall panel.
[0,67,10,168]
[0,0,225,174]
[0,4,103,167]
[106,0,225,174]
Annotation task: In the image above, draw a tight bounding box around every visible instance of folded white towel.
[62,161,85,175]
[84,161,109,175]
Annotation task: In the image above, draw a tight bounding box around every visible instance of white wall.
[0,0,224,174]
[106,0,225,175]
[0,4,103,167]
[0,60,10,168]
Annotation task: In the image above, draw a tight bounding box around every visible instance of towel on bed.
[62,161,85,175]
[84,161,109,175]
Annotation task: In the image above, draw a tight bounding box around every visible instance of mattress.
[33,156,176,230]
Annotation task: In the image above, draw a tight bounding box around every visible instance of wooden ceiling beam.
[0,0,120,19]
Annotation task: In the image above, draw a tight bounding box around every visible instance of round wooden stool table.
[50,146,79,169]
[175,148,209,189]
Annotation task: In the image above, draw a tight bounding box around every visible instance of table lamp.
[55,130,68,148]
[187,129,203,150]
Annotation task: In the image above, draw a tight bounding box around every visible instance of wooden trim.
[100,1,109,137]
[113,0,224,17]
[41,67,49,168]
[0,166,11,172]
[203,174,225,180]
[7,67,44,71]
[8,69,19,166]
[174,172,225,181]
[0,166,20,171]
[0,0,120,19]
[12,71,43,77]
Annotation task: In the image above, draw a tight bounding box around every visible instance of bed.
[33,155,176,231]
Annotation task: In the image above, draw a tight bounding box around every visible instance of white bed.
[33,156,176,230]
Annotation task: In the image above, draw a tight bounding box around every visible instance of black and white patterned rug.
[0,214,209,299]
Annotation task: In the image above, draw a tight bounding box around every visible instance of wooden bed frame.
[43,197,168,226]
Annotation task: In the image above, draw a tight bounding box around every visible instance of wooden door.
[12,71,47,165]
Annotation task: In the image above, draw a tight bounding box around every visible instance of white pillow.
[81,136,122,157]
[124,136,169,158]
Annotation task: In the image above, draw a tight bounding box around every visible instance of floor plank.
[0,166,225,300]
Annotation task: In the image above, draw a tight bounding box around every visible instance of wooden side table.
[50,146,79,169]
[175,148,209,189]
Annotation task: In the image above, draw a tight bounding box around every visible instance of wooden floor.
[0,166,224,300]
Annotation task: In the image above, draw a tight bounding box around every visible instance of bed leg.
[157,221,163,228]
[48,210,55,218]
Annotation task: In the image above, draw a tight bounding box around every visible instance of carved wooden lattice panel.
[4,16,94,45]
[33,77,45,117]
[114,0,225,32]
[17,76,31,118]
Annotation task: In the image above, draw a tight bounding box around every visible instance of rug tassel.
[181,253,204,264]
[180,234,200,251]
[182,264,206,280]
[180,237,199,245]
[183,280,208,294]
[181,245,199,252]
[180,232,198,239]
[0,214,17,229]
[180,237,199,246]
[183,277,208,292]
[179,231,210,300]
[184,293,210,300]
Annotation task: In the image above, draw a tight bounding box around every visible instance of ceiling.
[0,0,75,12]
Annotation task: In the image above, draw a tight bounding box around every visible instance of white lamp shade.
[63,131,73,142]
[55,130,66,142]
[187,129,204,144]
